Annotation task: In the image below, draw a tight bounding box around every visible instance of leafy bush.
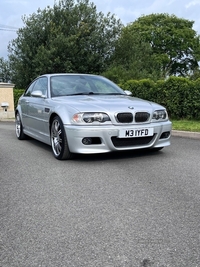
[120,79,156,101]
[13,89,24,109]
[120,77,200,119]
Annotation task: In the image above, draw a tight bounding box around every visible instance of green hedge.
[14,77,200,119]
[120,77,200,119]
[13,89,24,109]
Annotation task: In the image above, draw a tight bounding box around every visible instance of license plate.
[118,128,154,138]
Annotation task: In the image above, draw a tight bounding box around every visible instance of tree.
[103,27,163,83]
[0,57,11,82]
[8,0,123,88]
[117,14,200,78]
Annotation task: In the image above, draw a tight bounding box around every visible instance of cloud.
[185,0,200,8]
[1,0,200,59]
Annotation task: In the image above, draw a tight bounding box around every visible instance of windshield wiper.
[67,92,125,96]
[68,92,99,96]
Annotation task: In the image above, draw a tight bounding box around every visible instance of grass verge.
[171,119,200,132]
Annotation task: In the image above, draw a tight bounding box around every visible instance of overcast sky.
[1,0,200,58]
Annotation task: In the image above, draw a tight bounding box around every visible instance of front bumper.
[64,121,172,154]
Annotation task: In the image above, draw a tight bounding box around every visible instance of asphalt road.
[1,122,200,267]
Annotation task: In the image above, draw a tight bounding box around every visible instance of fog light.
[82,137,92,145]
[160,131,170,139]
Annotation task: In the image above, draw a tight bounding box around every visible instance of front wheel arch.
[50,115,73,160]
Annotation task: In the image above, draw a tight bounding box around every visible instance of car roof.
[40,73,99,78]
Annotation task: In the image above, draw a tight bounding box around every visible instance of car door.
[27,77,49,139]
[21,80,36,130]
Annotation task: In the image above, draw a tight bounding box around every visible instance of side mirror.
[31,90,45,98]
[124,90,132,96]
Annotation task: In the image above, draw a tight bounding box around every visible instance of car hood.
[51,94,164,113]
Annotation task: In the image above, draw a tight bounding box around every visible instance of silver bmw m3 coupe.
[15,73,172,160]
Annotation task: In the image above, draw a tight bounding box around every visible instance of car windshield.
[50,75,125,97]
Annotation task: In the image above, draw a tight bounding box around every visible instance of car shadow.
[75,149,164,162]
[24,137,52,153]
[23,137,165,162]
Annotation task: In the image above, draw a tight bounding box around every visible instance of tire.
[15,112,26,140]
[50,116,73,160]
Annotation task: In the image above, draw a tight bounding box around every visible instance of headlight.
[152,110,168,121]
[72,112,111,124]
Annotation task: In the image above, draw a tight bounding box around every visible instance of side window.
[24,77,48,97]
[24,81,36,97]
[33,77,48,97]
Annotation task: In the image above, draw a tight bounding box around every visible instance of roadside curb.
[1,120,200,140]
[172,130,200,140]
